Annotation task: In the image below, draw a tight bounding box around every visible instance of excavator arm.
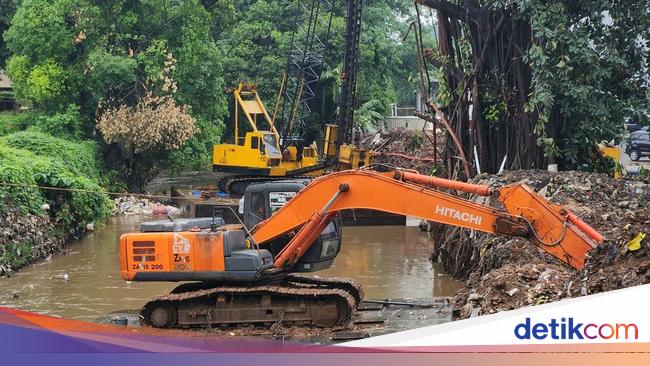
[251,169,603,270]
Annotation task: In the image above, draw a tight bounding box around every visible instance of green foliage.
[435,68,452,108]
[165,117,224,174]
[87,50,138,99]
[354,99,384,132]
[483,93,508,128]
[0,145,45,213]
[28,104,82,139]
[0,108,82,139]
[0,111,31,135]
[25,59,66,103]
[6,56,67,106]
[0,132,112,226]
[217,0,291,103]
[4,0,229,184]
[516,0,649,166]
[0,0,17,68]
[3,0,74,63]
[5,55,30,101]
[3,240,35,269]
[1,131,101,180]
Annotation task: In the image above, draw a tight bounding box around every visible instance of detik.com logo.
[514,317,638,340]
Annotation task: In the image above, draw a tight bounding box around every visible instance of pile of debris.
[114,196,182,216]
[430,170,650,318]
[0,205,65,276]
[362,128,444,174]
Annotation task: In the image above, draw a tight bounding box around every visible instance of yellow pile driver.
[213,0,372,195]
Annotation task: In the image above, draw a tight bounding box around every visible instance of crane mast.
[276,0,335,149]
[335,0,362,151]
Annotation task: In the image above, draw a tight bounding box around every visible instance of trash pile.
[114,196,182,216]
[361,128,444,174]
[0,204,65,276]
[430,170,650,318]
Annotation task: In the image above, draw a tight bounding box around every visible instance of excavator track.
[218,160,332,195]
[285,274,364,305]
[219,175,311,196]
[140,276,363,329]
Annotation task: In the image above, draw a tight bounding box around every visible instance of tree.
[0,0,17,68]
[97,53,197,189]
[4,0,230,188]
[416,0,649,177]
[98,92,197,189]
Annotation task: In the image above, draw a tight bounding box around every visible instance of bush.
[0,106,83,139]
[0,111,36,135]
[0,133,112,228]
[28,104,82,139]
[165,117,223,175]
[0,145,46,214]
[1,131,101,180]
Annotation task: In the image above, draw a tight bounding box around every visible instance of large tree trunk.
[417,0,546,177]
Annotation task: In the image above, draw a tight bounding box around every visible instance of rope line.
[0,182,229,202]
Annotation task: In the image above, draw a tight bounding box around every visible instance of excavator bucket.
[497,184,603,270]
[395,170,602,270]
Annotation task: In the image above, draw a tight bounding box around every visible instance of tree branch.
[416,0,482,22]
[423,48,466,82]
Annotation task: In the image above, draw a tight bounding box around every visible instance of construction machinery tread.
[218,160,335,195]
[140,278,361,329]
[221,175,311,196]
[286,274,364,305]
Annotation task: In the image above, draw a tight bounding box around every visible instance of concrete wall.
[384,116,433,131]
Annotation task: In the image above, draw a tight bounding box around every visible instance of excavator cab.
[243,180,342,272]
[212,83,283,175]
[213,130,284,174]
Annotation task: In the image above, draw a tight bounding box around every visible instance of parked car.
[626,123,649,134]
[630,126,650,139]
[626,131,650,161]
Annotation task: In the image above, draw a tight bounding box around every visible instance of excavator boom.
[251,169,602,270]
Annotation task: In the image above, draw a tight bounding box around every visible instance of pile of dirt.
[0,205,65,276]
[361,128,444,174]
[430,170,650,318]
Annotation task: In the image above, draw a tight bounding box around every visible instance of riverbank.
[0,204,66,275]
[431,170,650,318]
[0,193,182,277]
[0,131,117,275]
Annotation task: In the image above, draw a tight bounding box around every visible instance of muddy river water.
[0,217,461,322]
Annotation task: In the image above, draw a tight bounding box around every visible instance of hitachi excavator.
[120,169,604,329]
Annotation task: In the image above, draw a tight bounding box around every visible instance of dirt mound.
[362,129,443,174]
[430,170,650,317]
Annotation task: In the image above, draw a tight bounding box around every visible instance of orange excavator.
[120,169,603,328]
